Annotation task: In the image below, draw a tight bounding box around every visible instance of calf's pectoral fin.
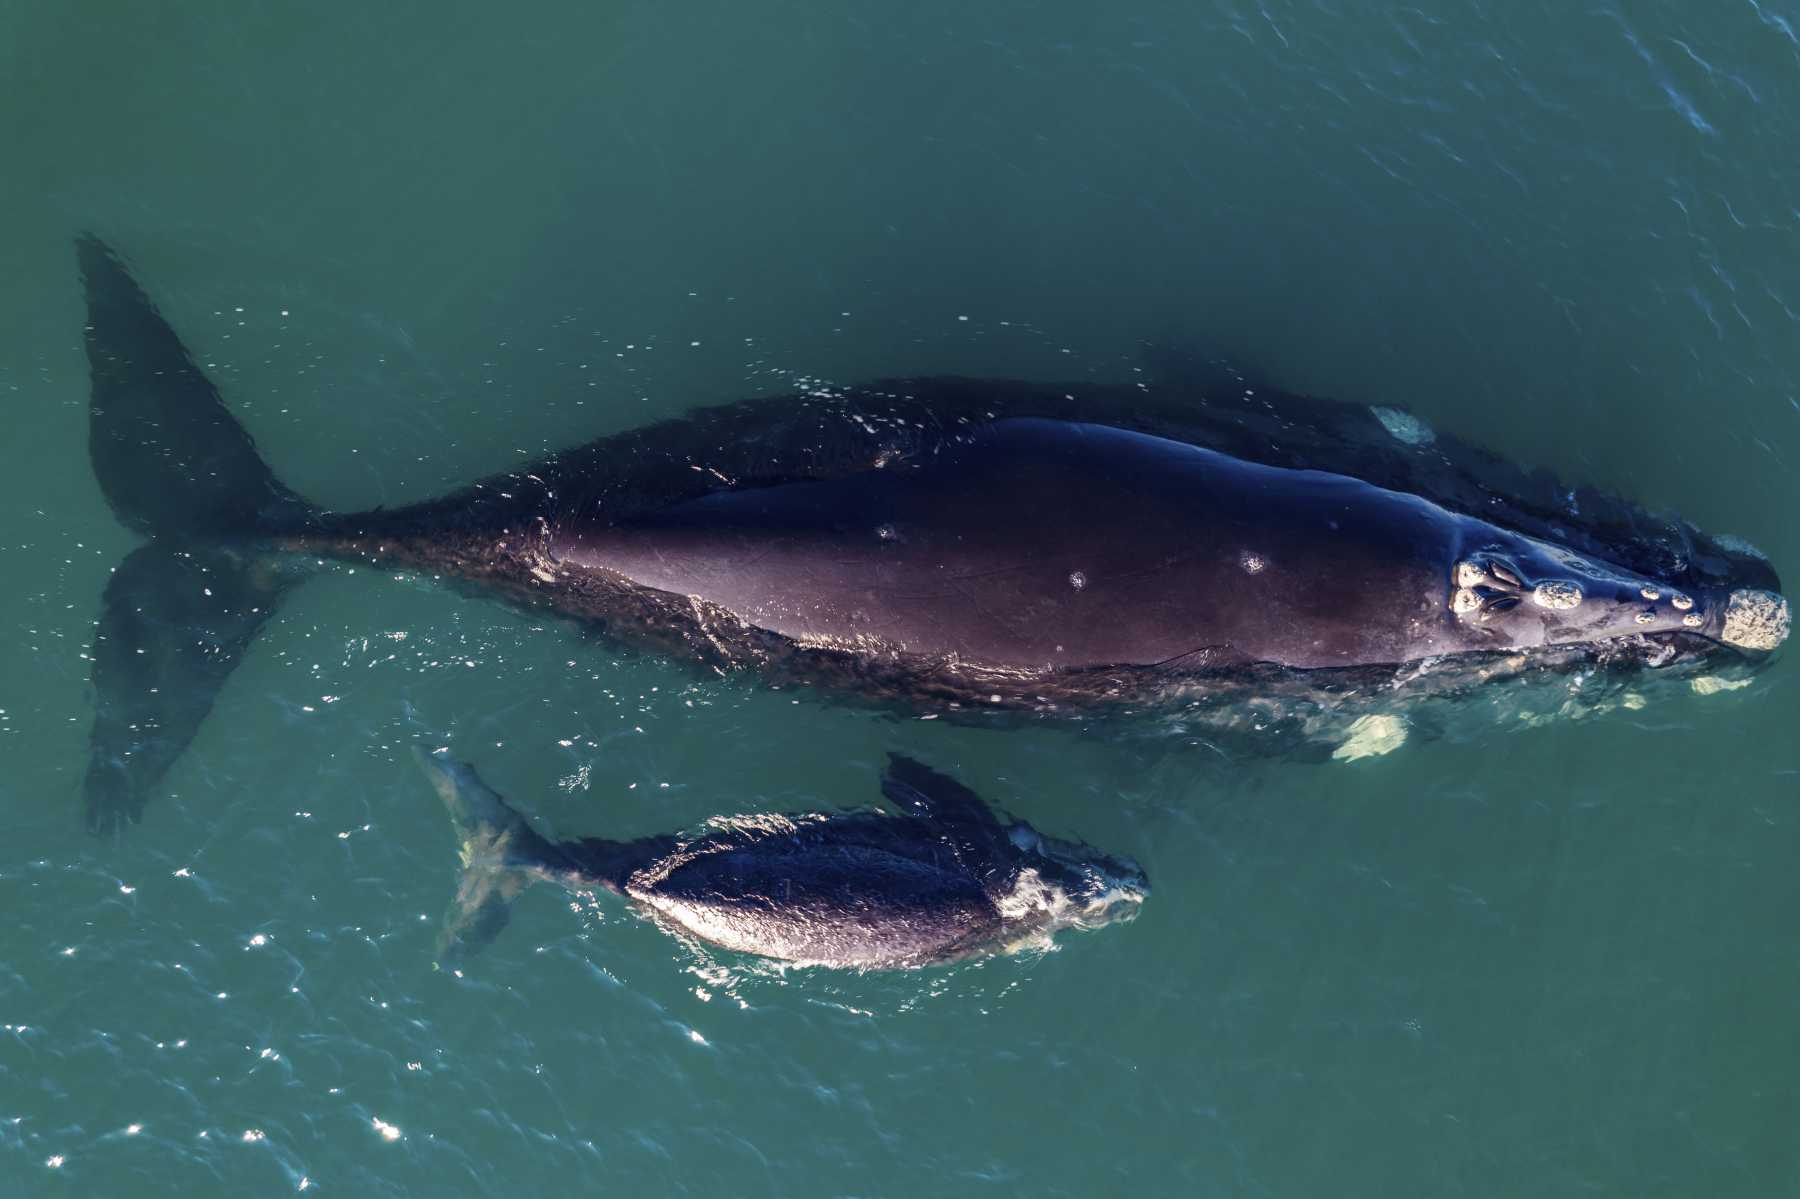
[879,754,1007,860]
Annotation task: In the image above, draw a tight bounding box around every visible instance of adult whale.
[77,237,1788,831]
[414,748,1147,969]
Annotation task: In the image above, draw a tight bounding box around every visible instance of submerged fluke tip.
[409,744,466,807]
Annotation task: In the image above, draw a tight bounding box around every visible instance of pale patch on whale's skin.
[1722,590,1790,651]
[1513,687,1646,729]
[1716,534,1769,561]
[1332,714,1408,761]
[1532,580,1584,610]
[1371,406,1435,446]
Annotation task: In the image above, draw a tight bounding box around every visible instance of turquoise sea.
[4,2,1798,1195]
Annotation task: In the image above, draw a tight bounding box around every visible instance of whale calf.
[76,238,1787,831]
[413,749,1147,969]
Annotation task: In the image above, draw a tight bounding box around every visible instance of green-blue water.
[5,2,1799,1195]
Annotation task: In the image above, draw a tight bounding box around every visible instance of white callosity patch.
[1531,580,1583,610]
[1721,590,1790,650]
[1370,406,1435,446]
[994,866,1067,922]
[992,864,1144,949]
[1331,714,1408,761]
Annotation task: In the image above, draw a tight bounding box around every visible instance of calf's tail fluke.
[411,748,560,966]
[78,236,319,834]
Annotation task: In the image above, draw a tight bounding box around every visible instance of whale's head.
[1006,824,1149,926]
[1446,540,1789,660]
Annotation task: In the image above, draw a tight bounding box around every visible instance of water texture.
[3,2,1798,1195]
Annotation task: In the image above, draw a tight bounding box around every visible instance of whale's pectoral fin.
[881,755,996,825]
[85,545,298,835]
[879,754,1005,855]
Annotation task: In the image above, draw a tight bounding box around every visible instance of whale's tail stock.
[78,237,320,834]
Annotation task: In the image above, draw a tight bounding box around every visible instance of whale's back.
[627,838,1004,969]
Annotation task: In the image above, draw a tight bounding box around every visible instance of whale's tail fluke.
[412,748,561,966]
[80,236,315,539]
[411,748,676,964]
[79,236,320,833]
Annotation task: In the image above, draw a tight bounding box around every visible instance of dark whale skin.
[622,825,1007,968]
[418,751,1149,970]
[348,416,1749,680]
[75,234,1786,830]
[555,418,1461,671]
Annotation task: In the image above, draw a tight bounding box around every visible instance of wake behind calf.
[413,749,1148,970]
